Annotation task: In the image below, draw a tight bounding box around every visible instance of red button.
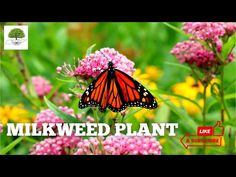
[197,126,213,136]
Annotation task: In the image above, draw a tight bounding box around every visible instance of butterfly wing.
[79,67,158,112]
[107,77,125,112]
[79,70,109,112]
[111,69,158,111]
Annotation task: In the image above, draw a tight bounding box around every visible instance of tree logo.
[4,25,28,50]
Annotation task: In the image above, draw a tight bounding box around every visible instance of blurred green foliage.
[0,22,235,155]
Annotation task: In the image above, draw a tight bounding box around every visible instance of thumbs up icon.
[213,121,224,136]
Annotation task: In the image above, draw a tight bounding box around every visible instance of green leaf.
[124,109,142,131]
[69,87,84,94]
[155,94,197,132]
[222,119,236,127]
[164,62,191,71]
[155,103,170,122]
[155,89,202,111]
[222,33,236,60]
[124,108,142,120]
[47,82,65,99]
[0,137,23,155]
[156,95,184,119]
[225,78,236,91]
[56,77,77,83]
[162,22,187,36]
[0,60,20,76]
[23,137,38,144]
[206,93,236,112]
[44,96,81,123]
[86,44,96,56]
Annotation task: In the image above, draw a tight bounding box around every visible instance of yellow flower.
[185,150,191,155]
[134,109,155,122]
[171,76,219,114]
[145,66,162,81]
[172,76,199,100]
[0,105,33,125]
[132,67,161,121]
[159,138,166,145]
[221,137,225,147]
[198,78,220,97]
[0,106,12,125]
[182,99,204,115]
[133,67,161,90]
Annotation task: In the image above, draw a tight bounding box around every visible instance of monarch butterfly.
[79,61,158,112]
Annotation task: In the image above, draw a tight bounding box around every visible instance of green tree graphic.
[8,28,25,40]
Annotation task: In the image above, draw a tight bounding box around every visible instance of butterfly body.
[79,61,158,112]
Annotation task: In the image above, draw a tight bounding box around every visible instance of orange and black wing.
[107,76,125,112]
[110,69,158,112]
[79,68,158,112]
[79,70,109,112]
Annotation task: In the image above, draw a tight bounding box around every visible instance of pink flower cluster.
[103,135,162,155]
[182,22,236,43]
[35,106,95,128]
[56,63,76,77]
[30,134,162,155]
[74,137,103,155]
[35,106,74,128]
[183,22,224,42]
[30,135,81,155]
[51,93,72,105]
[75,48,135,78]
[171,40,217,68]
[74,135,162,155]
[224,22,236,36]
[21,76,52,97]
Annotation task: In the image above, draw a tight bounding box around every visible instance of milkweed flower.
[56,63,76,77]
[183,22,226,43]
[224,22,236,36]
[74,135,162,155]
[75,47,135,78]
[35,106,74,128]
[35,107,95,128]
[171,40,234,68]
[30,135,81,155]
[103,135,162,155]
[74,137,104,155]
[21,76,52,97]
[171,40,217,68]
[86,116,95,123]
[51,93,73,105]
[172,22,236,69]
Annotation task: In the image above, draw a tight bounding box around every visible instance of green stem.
[0,137,23,155]
[23,137,38,144]
[1,65,41,109]
[15,51,37,98]
[220,66,232,121]
[92,108,99,124]
[202,84,208,155]
[202,84,207,125]
[121,114,125,123]
[91,109,106,154]
[228,128,236,154]
[162,22,187,36]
